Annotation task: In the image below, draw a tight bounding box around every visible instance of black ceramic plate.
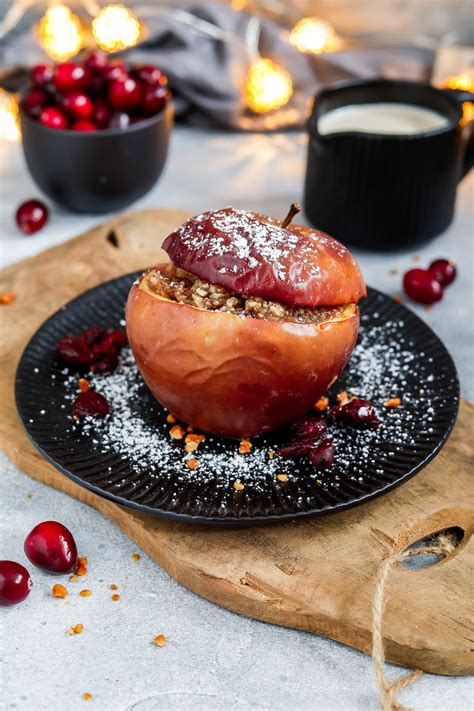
[15,273,459,526]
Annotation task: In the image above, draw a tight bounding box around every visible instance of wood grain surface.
[1,209,472,676]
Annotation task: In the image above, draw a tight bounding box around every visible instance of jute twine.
[372,533,457,711]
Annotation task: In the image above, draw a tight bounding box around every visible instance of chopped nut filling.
[144,265,352,324]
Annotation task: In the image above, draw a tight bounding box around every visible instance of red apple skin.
[126,277,360,438]
[162,208,366,308]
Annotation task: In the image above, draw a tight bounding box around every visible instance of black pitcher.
[304,79,474,250]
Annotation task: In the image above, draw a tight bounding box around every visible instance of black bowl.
[19,102,173,213]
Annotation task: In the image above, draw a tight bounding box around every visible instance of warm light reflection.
[289,17,341,54]
[440,70,474,125]
[460,101,474,126]
[92,4,142,52]
[0,89,20,142]
[441,70,474,93]
[39,5,83,61]
[245,58,293,114]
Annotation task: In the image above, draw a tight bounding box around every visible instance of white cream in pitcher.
[318,102,449,136]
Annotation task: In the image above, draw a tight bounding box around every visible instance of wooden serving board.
[1,209,473,676]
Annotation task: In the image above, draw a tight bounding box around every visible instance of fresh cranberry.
[72,120,97,132]
[23,89,49,117]
[403,268,443,304]
[39,106,68,129]
[142,85,168,115]
[24,521,77,574]
[429,259,457,287]
[90,351,119,374]
[54,62,91,93]
[108,77,142,111]
[0,561,32,606]
[30,64,54,88]
[72,391,110,418]
[88,72,107,95]
[308,439,335,469]
[133,65,167,86]
[291,416,327,440]
[57,336,91,366]
[16,199,48,235]
[61,91,93,119]
[85,50,109,72]
[81,326,103,346]
[108,111,131,129]
[104,62,129,82]
[92,99,111,128]
[330,398,380,429]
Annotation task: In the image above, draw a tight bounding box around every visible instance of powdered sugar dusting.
[57,310,456,512]
[171,208,337,281]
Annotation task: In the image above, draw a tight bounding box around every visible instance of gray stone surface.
[0,128,473,710]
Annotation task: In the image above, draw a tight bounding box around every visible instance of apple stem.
[281,203,301,228]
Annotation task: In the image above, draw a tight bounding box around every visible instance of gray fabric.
[128,4,435,130]
[0,2,435,131]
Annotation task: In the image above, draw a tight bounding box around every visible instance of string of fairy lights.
[0,1,347,139]
[0,1,473,141]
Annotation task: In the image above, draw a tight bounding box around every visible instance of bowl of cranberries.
[20,52,173,213]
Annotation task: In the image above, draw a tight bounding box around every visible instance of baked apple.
[126,206,366,437]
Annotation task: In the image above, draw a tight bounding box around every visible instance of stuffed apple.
[126,206,366,437]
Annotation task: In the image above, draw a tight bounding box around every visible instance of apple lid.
[162,208,366,307]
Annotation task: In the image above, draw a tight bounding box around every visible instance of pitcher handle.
[443,88,474,179]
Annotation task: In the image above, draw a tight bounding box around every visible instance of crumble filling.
[144,265,354,324]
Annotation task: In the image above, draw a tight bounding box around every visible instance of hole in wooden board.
[106,230,120,248]
[401,526,464,570]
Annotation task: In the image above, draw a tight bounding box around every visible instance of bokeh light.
[92,4,142,52]
[289,17,341,54]
[245,58,293,114]
[0,89,20,142]
[39,5,84,61]
[440,70,474,125]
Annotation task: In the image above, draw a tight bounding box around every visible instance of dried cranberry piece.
[278,438,319,458]
[106,328,128,347]
[90,351,119,374]
[80,326,103,346]
[308,439,335,469]
[57,336,91,366]
[330,398,380,429]
[72,391,109,418]
[291,416,327,439]
[90,333,115,357]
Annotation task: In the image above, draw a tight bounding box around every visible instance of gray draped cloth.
[0,2,434,131]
